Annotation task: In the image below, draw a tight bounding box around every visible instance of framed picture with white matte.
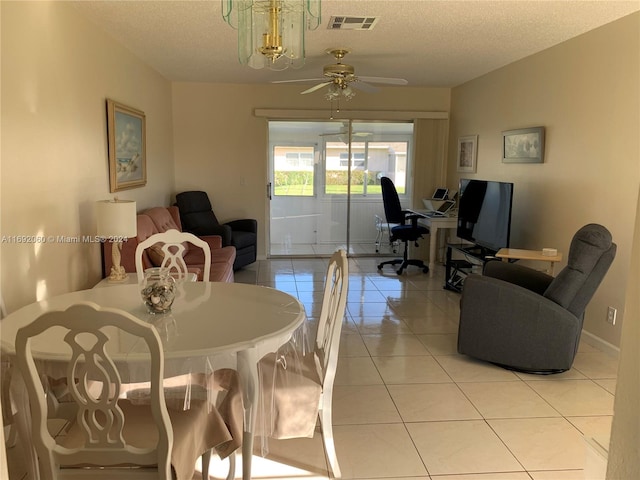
[457,135,478,173]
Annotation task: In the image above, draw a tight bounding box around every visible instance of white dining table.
[1,281,306,480]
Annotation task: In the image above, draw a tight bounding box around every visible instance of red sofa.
[103,206,236,282]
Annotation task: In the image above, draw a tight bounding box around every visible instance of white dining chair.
[135,229,211,283]
[308,248,349,478]
[15,302,173,479]
[0,292,18,451]
[14,302,235,480]
[209,249,349,479]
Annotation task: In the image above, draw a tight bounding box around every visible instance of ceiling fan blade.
[351,81,379,93]
[300,82,332,94]
[319,130,371,137]
[358,76,409,85]
[319,130,348,136]
[271,78,326,84]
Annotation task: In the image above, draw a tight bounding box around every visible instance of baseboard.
[584,436,609,480]
[581,329,620,359]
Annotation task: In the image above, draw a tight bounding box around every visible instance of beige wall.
[607,187,640,478]
[171,83,450,259]
[448,13,640,347]
[1,2,174,312]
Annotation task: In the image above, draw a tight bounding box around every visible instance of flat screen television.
[456,179,514,254]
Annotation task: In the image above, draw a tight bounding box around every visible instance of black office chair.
[377,177,430,275]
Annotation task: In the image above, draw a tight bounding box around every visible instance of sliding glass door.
[268,120,414,257]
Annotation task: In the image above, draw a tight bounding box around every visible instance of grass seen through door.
[274,170,404,196]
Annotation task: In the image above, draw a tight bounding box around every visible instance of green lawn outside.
[274,185,315,196]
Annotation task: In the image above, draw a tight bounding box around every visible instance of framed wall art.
[502,126,545,163]
[457,135,478,173]
[107,99,146,192]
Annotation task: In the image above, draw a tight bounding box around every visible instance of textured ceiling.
[72,0,640,87]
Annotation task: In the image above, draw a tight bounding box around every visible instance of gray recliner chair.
[457,223,616,373]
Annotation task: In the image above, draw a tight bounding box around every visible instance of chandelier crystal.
[222,0,321,70]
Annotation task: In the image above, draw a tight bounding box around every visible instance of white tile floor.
[6,256,619,479]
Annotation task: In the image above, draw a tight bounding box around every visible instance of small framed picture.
[502,127,545,163]
[107,99,147,192]
[457,135,478,173]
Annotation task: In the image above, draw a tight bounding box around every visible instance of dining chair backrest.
[0,291,16,451]
[315,249,348,478]
[315,249,349,387]
[15,302,173,480]
[135,229,211,283]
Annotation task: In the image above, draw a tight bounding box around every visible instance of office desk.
[415,212,458,276]
[2,282,306,480]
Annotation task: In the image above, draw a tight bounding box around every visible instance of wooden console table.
[495,248,563,275]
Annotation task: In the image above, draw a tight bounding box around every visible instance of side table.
[495,248,563,275]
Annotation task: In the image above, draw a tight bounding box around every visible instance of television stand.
[444,243,497,292]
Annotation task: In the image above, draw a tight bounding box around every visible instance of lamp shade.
[96,200,137,238]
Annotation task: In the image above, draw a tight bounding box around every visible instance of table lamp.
[96,199,137,282]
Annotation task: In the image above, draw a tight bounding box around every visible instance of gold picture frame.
[457,135,478,173]
[107,99,146,192]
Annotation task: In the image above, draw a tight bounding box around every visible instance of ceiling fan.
[272,48,408,98]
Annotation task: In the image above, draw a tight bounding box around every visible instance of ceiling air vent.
[328,16,379,30]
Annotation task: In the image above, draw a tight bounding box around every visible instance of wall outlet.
[607,306,617,325]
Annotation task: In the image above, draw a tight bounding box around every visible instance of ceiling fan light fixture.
[324,79,355,101]
[324,82,340,100]
[342,84,355,100]
[222,0,321,70]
